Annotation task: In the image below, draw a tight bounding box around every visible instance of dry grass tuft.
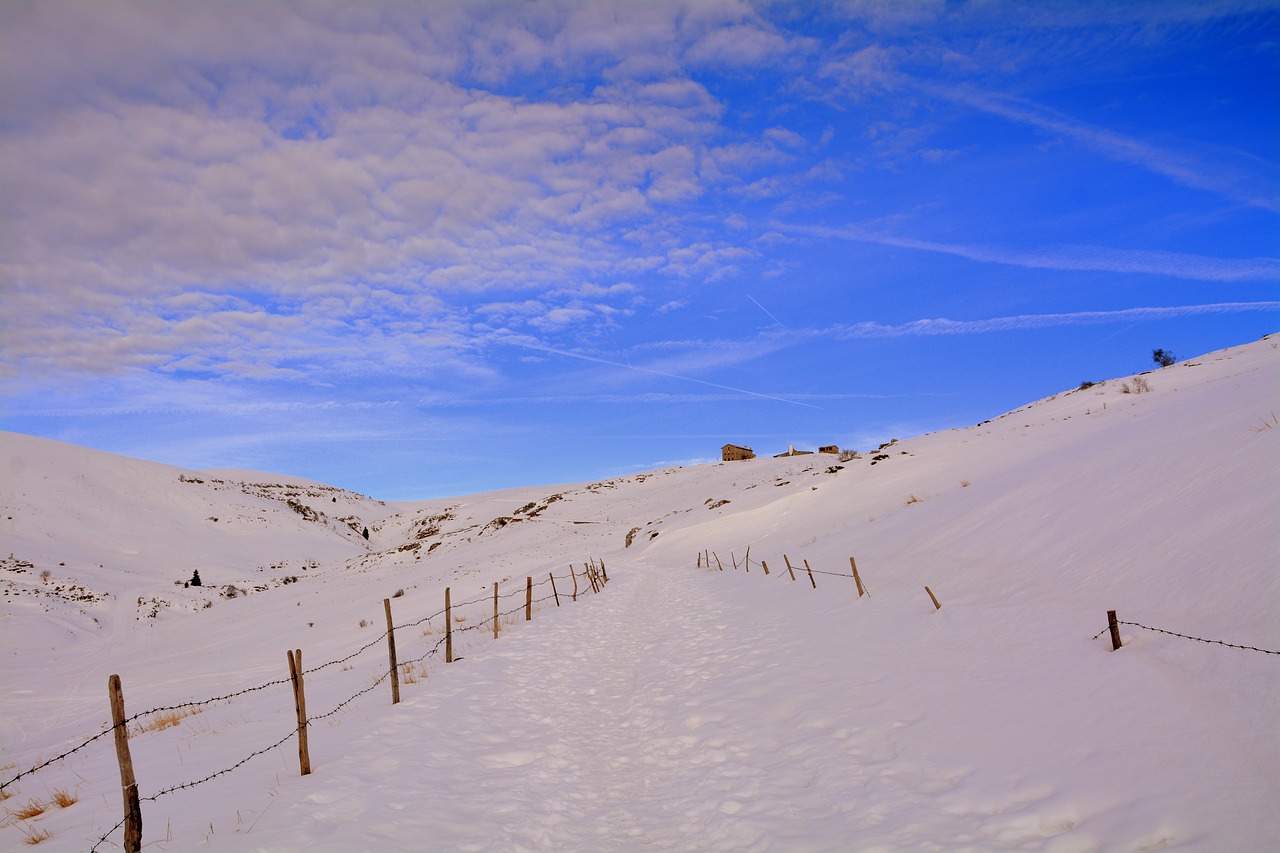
[49,788,77,809]
[0,787,12,802]
[8,799,46,821]
[905,494,921,506]
[133,706,203,735]
[21,826,52,845]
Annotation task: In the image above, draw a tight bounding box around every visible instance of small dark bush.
[1152,348,1176,367]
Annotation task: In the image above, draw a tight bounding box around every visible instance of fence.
[1,559,611,852]
[1093,610,1280,655]
[695,549,1278,659]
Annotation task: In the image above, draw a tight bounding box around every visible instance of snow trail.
[219,564,1045,853]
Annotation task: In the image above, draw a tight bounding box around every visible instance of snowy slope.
[1,334,1277,852]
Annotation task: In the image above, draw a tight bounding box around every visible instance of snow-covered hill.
[2,335,1277,852]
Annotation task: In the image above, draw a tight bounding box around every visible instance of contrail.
[747,294,788,329]
[508,340,820,409]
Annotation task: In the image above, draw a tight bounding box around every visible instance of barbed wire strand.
[1095,620,1279,655]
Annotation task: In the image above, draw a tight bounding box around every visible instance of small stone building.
[722,443,756,461]
[819,445,839,454]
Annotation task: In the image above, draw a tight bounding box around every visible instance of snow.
[2,335,1278,852]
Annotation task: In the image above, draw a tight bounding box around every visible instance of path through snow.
[216,564,1095,853]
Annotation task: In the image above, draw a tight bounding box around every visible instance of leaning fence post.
[286,649,311,776]
[108,675,142,853]
[925,586,941,610]
[525,577,533,621]
[713,552,724,572]
[849,556,866,597]
[600,560,608,584]
[783,554,797,581]
[761,560,770,576]
[570,565,578,601]
[550,573,560,606]
[1108,610,1122,651]
[445,587,454,663]
[744,546,751,573]
[384,599,400,705]
[804,559,817,589]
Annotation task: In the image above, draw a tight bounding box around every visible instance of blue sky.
[1,0,1277,500]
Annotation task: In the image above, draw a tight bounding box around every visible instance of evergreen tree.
[190,569,202,587]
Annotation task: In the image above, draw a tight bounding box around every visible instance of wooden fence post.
[600,560,608,584]
[445,587,453,663]
[550,573,560,606]
[783,554,796,581]
[761,560,770,576]
[525,577,533,621]
[384,599,400,705]
[849,556,866,597]
[1107,610,1122,651]
[493,582,500,639]
[713,552,724,572]
[570,565,578,602]
[286,649,311,776]
[731,552,739,571]
[804,559,817,589]
[925,586,941,610]
[697,552,702,568]
[108,675,142,853]
[744,546,751,573]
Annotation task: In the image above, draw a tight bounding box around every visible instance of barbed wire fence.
[1092,616,1279,655]
[699,548,1278,659]
[2,561,610,852]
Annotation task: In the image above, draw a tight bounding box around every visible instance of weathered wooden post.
[525,577,533,621]
[761,560,770,576]
[600,560,608,584]
[445,587,454,663]
[804,559,817,589]
[925,586,941,610]
[713,552,724,572]
[108,675,142,853]
[286,649,311,775]
[493,582,500,639]
[697,552,702,568]
[849,556,865,597]
[384,599,400,704]
[570,565,579,601]
[550,573,560,606]
[783,554,797,581]
[1108,610,1122,651]
[731,552,739,571]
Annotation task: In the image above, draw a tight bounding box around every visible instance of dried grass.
[132,706,203,735]
[49,788,77,809]
[21,826,52,845]
[7,799,46,821]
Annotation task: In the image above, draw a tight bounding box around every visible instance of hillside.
[1,335,1277,852]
